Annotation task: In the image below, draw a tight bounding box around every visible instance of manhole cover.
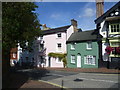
[74,78,83,82]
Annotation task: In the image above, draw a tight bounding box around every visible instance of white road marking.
[79,78,118,83]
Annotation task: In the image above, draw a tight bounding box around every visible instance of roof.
[95,1,120,24]
[10,48,18,53]
[66,30,98,43]
[41,25,71,35]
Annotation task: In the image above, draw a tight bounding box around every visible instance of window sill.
[84,64,96,65]
[70,62,76,64]
[86,48,92,50]
[70,49,75,51]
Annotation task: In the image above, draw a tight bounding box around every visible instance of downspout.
[96,23,103,68]
[106,21,110,69]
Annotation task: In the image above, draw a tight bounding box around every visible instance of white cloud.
[50,13,61,19]
[83,8,95,17]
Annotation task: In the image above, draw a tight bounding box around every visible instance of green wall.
[67,41,99,68]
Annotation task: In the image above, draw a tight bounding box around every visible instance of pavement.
[6,67,120,89]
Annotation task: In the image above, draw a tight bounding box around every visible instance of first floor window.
[57,43,62,51]
[84,55,96,65]
[71,55,75,63]
[109,21,120,33]
[71,43,75,50]
[57,43,61,48]
[87,42,92,50]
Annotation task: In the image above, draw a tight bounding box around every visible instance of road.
[18,69,119,89]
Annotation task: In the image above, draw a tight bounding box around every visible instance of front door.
[77,54,81,68]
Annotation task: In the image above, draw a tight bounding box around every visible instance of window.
[110,23,120,33]
[71,43,75,50]
[57,43,61,48]
[110,42,120,47]
[56,58,62,63]
[57,43,62,51]
[87,42,92,50]
[13,53,16,58]
[84,55,96,65]
[71,55,75,63]
[57,33,62,38]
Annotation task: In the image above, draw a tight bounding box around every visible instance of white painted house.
[95,1,120,69]
[41,19,80,67]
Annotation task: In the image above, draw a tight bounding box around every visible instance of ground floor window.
[84,55,96,65]
[56,57,62,63]
[71,55,75,63]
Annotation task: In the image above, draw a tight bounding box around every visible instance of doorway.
[77,54,81,68]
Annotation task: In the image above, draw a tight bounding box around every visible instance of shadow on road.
[3,67,49,89]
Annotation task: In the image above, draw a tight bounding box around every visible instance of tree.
[2,2,41,88]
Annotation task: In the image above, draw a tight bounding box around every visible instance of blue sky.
[35,2,117,31]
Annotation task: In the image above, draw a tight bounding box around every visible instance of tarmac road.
[18,69,119,89]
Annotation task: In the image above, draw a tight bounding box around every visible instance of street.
[18,69,119,89]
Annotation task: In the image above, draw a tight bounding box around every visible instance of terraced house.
[41,19,80,67]
[66,30,101,68]
[95,1,120,69]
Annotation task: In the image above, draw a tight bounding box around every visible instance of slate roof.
[66,30,98,43]
[41,25,71,35]
[95,1,120,24]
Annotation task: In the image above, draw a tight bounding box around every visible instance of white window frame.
[71,43,75,50]
[84,55,96,65]
[86,42,92,50]
[109,22,120,34]
[71,55,75,64]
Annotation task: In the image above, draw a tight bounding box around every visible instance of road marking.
[38,80,69,89]
[79,78,118,83]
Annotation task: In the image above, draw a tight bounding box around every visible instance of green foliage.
[48,53,67,68]
[2,2,41,50]
[2,2,41,77]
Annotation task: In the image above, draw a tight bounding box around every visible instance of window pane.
[117,24,119,32]
[87,42,92,49]
[57,33,61,37]
[111,25,113,32]
[58,43,61,47]
[71,44,75,49]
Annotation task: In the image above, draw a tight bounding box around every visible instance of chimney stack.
[42,24,47,30]
[96,0,104,18]
[71,19,78,32]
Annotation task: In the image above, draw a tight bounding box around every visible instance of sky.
[35,2,118,31]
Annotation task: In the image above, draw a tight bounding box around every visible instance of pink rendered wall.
[44,32,67,55]
[43,26,74,67]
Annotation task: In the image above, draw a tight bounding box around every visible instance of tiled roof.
[41,25,71,35]
[66,30,98,43]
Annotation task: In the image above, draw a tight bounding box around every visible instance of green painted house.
[66,30,101,68]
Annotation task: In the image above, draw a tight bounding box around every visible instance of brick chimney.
[96,0,104,18]
[71,19,78,32]
[42,24,48,30]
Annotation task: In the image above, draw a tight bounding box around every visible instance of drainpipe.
[106,21,110,69]
[96,23,103,68]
